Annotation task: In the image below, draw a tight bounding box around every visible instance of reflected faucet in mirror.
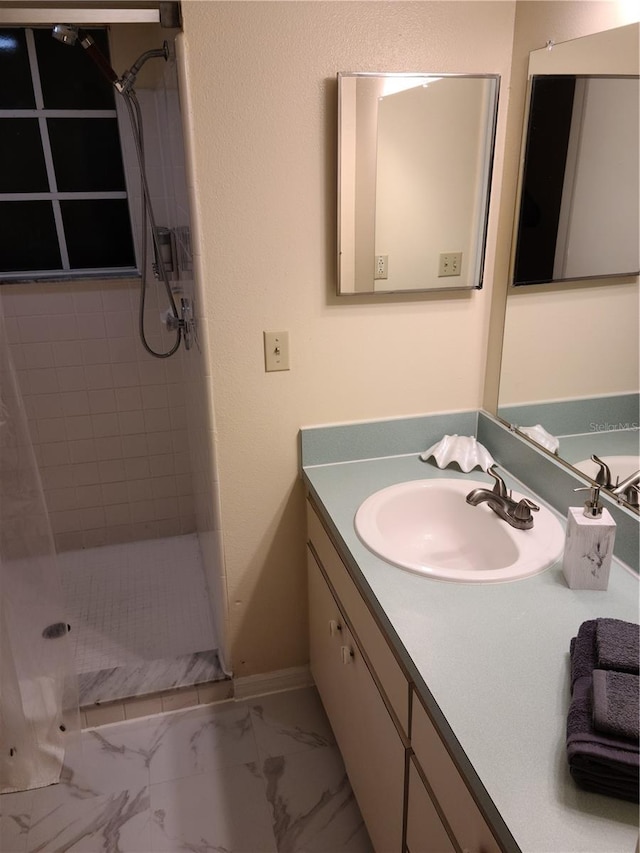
[592,455,640,508]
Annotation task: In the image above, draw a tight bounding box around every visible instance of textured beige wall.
[484,1,640,411]
[180,1,516,676]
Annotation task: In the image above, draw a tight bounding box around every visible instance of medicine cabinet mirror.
[498,23,639,513]
[337,72,499,295]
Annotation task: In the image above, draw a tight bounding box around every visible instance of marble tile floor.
[0,686,373,853]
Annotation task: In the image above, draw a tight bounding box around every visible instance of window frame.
[0,25,140,284]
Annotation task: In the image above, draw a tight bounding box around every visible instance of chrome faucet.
[465,467,540,530]
[610,469,640,508]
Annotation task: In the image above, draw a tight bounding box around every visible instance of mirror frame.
[337,71,500,296]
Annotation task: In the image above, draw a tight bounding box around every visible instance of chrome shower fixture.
[118,43,170,94]
[52,24,169,94]
[53,24,121,88]
[51,24,183,358]
[52,23,78,45]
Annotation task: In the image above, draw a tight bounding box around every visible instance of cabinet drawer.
[411,694,502,853]
[307,500,409,736]
[406,758,455,853]
[308,550,405,853]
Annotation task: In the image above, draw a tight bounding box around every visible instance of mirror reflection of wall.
[512,75,639,285]
[498,22,639,511]
[337,73,499,295]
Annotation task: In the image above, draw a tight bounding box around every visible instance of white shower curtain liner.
[0,298,80,794]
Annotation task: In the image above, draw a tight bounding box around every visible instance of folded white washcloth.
[519,424,560,454]
[419,434,495,473]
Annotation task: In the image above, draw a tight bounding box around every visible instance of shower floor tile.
[59,534,218,674]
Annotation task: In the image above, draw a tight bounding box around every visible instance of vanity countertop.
[303,453,639,853]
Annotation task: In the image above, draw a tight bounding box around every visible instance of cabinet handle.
[328,619,342,636]
[341,645,354,664]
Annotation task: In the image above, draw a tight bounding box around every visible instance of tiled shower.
[1,25,227,718]
[3,279,194,551]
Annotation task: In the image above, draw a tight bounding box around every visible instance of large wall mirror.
[512,74,639,286]
[337,73,499,295]
[498,23,639,512]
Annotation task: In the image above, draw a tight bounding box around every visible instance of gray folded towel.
[592,669,639,742]
[570,620,597,688]
[596,618,639,675]
[567,675,639,802]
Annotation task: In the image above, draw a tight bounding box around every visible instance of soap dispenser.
[562,486,616,590]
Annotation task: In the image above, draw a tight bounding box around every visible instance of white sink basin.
[354,479,565,583]
[573,455,639,485]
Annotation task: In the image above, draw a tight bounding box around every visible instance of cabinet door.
[308,549,405,853]
[406,758,456,853]
[412,695,502,853]
[307,501,409,735]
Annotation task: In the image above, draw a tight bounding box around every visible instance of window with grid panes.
[0,27,137,282]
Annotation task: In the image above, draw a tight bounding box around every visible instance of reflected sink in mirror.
[355,479,564,583]
[573,456,640,485]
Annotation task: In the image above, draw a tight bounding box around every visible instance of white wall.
[375,78,490,290]
[499,280,639,403]
[557,77,639,280]
[180,0,516,676]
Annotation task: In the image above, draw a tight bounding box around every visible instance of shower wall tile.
[3,279,196,552]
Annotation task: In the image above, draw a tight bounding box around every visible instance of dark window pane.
[35,27,116,110]
[0,201,61,271]
[0,29,35,108]
[61,199,135,269]
[0,118,49,192]
[48,117,126,192]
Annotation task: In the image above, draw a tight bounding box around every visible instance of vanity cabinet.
[308,552,405,851]
[307,498,506,853]
[406,758,455,853]
[411,694,502,853]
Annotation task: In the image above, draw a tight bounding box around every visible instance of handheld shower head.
[52,23,120,88]
[51,25,168,94]
[52,23,79,45]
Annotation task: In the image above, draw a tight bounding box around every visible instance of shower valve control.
[165,297,196,350]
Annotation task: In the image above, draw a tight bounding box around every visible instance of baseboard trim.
[233,665,314,700]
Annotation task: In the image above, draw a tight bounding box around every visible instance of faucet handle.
[620,483,640,508]
[590,454,612,488]
[513,497,540,522]
[487,466,508,498]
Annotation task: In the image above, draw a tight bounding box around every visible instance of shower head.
[51,25,169,95]
[52,23,120,89]
[52,23,79,45]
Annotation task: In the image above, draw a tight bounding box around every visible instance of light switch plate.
[438,252,462,277]
[264,331,290,372]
